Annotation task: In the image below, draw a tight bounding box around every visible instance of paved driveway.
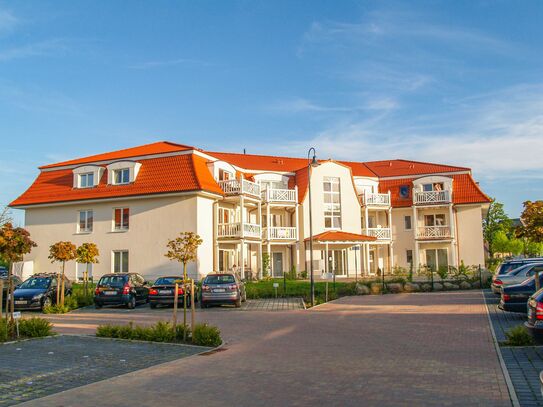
[20,291,512,407]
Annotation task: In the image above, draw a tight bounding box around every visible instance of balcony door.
[327,249,347,277]
[272,253,284,277]
[425,248,448,272]
[219,249,232,272]
[424,214,446,227]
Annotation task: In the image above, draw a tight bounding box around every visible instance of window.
[423,183,444,192]
[218,169,233,181]
[260,180,285,190]
[114,208,129,230]
[113,168,130,184]
[399,185,410,199]
[425,248,448,272]
[113,250,129,273]
[218,207,232,224]
[323,177,341,229]
[424,214,446,227]
[404,215,412,230]
[79,172,94,188]
[78,210,93,233]
[406,250,413,266]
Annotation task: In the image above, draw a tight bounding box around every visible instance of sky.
[1,0,542,225]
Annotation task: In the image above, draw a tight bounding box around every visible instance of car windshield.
[154,277,180,285]
[19,277,51,289]
[99,275,127,287]
[204,275,235,284]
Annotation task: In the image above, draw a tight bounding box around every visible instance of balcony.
[413,190,451,205]
[361,193,390,207]
[261,188,297,204]
[417,226,452,240]
[218,179,261,199]
[263,226,297,240]
[218,222,261,239]
[363,227,391,240]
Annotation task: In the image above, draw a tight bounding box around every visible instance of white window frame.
[113,168,130,185]
[112,250,129,273]
[424,214,446,227]
[404,215,412,231]
[79,172,95,188]
[323,177,341,229]
[77,210,93,233]
[113,207,130,231]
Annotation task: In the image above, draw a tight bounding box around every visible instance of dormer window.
[79,173,94,188]
[423,183,444,192]
[113,168,130,185]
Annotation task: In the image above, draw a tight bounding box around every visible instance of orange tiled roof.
[206,151,308,172]
[40,141,194,169]
[305,230,377,242]
[10,154,223,207]
[365,159,469,178]
[378,174,491,208]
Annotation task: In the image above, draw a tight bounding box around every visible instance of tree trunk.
[183,262,188,341]
[60,261,66,306]
[7,261,14,323]
[56,270,61,304]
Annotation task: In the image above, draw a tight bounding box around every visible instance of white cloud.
[128,58,212,70]
[0,8,18,33]
[0,38,69,62]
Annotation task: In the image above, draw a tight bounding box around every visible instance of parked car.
[149,276,199,309]
[525,288,543,344]
[94,273,150,309]
[200,273,246,308]
[1,274,23,307]
[492,258,543,294]
[12,274,71,311]
[492,263,543,294]
[499,274,543,313]
[0,266,7,278]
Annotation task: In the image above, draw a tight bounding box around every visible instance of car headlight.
[32,293,44,301]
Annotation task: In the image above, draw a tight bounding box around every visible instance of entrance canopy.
[305,230,376,245]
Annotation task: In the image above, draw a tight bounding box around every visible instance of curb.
[482,289,520,407]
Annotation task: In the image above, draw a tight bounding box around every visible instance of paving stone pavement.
[0,335,208,406]
[484,289,543,406]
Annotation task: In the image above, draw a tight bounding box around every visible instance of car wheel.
[42,296,52,310]
[150,302,157,309]
[127,295,136,309]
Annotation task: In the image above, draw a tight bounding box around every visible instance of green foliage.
[96,321,220,346]
[261,253,270,278]
[0,318,8,342]
[43,304,71,314]
[300,269,308,279]
[165,232,203,279]
[518,200,543,243]
[192,323,222,347]
[285,265,297,280]
[502,325,535,346]
[436,265,448,281]
[18,317,54,338]
[483,199,512,258]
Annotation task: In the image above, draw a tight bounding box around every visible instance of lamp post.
[307,147,319,307]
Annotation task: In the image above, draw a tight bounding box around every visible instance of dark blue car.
[499,273,543,313]
[12,274,71,311]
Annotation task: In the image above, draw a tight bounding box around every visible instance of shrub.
[503,326,534,346]
[43,304,71,314]
[72,290,94,308]
[18,317,54,338]
[175,323,191,341]
[436,266,448,281]
[0,318,8,342]
[192,323,222,347]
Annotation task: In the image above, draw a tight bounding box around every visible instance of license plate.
[213,288,226,293]
[104,291,117,296]
[15,300,27,305]
[159,290,171,295]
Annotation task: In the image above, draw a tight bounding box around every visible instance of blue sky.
[1,0,542,225]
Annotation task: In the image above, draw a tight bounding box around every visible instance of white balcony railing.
[218,222,261,239]
[218,179,261,198]
[417,225,452,239]
[262,188,297,203]
[413,190,451,205]
[264,226,297,240]
[362,192,390,206]
[363,227,391,240]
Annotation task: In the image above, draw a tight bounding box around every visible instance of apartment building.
[10,141,490,281]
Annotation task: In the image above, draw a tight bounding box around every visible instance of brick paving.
[0,335,207,406]
[20,291,512,406]
[484,289,543,406]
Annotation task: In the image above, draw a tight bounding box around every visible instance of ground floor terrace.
[20,291,513,406]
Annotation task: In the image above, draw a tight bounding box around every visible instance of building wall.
[391,207,415,268]
[23,194,203,282]
[456,204,485,267]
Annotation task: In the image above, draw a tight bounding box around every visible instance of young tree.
[76,243,99,295]
[165,232,203,339]
[0,223,36,322]
[0,206,12,227]
[48,241,77,306]
[517,200,543,289]
[483,199,511,258]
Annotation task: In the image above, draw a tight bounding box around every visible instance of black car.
[525,288,543,344]
[149,276,199,309]
[499,274,543,313]
[94,273,150,309]
[12,274,71,311]
[1,274,23,307]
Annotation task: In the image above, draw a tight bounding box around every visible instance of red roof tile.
[206,151,308,173]
[40,141,194,169]
[378,174,491,208]
[11,154,222,207]
[365,159,469,178]
[305,230,377,242]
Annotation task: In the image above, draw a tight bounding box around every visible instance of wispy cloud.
[129,58,213,70]
[0,8,19,33]
[0,38,70,62]
[0,82,82,115]
[267,96,399,114]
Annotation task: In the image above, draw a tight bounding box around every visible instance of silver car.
[200,273,247,308]
[491,263,543,293]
